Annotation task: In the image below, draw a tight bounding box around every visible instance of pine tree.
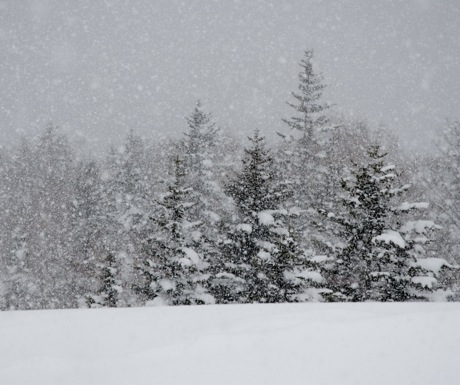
[1,124,79,309]
[176,101,233,301]
[278,49,336,256]
[410,120,460,299]
[323,146,450,302]
[180,100,219,177]
[0,143,30,310]
[216,130,322,304]
[178,101,231,230]
[133,156,214,306]
[108,131,152,232]
[70,160,110,306]
[179,103,226,244]
[101,131,157,305]
[86,253,122,308]
[282,50,329,142]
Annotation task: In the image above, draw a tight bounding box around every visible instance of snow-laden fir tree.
[101,131,158,304]
[176,101,228,271]
[70,160,113,306]
[409,120,460,298]
[323,146,452,302]
[216,130,323,304]
[282,49,329,142]
[312,119,405,254]
[86,253,122,308]
[0,124,81,309]
[0,145,29,310]
[434,121,460,237]
[133,156,214,306]
[278,49,337,256]
[104,131,153,236]
[179,101,219,178]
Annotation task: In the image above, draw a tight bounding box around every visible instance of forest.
[1,50,459,310]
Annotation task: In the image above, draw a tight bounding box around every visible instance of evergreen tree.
[0,145,25,310]
[180,100,219,177]
[108,131,152,232]
[282,49,329,142]
[311,118,403,253]
[176,102,233,301]
[0,124,80,309]
[86,253,122,308]
[323,146,451,302]
[410,120,460,299]
[101,131,157,305]
[216,130,322,304]
[70,160,110,306]
[133,157,214,306]
[278,49,334,256]
[179,102,227,249]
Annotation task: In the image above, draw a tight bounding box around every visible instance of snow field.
[0,303,459,385]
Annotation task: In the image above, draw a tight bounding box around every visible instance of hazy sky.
[1,0,459,152]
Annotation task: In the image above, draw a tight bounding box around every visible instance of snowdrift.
[1,303,459,385]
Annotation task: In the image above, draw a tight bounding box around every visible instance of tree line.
[0,50,458,310]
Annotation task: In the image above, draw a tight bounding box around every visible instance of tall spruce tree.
[215,130,323,304]
[177,101,227,267]
[282,49,329,142]
[70,160,111,306]
[410,120,460,298]
[323,146,451,302]
[0,141,32,310]
[101,131,157,305]
[133,156,214,306]
[1,124,80,309]
[278,50,338,254]
[86,253,122,308]
[180,101,219,177]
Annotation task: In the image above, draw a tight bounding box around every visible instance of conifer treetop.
[226,129,290,218]
[324,145,447,302]
[181,100,219,176]
[283,49,329,142]
[185,100,217,133]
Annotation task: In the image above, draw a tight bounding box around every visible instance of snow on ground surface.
[1,303,459,385]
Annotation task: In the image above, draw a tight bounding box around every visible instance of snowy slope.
[0,303,459,385]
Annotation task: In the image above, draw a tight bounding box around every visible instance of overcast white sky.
[1,0,459,152]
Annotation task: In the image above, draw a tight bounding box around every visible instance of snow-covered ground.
[1,303,459,385]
